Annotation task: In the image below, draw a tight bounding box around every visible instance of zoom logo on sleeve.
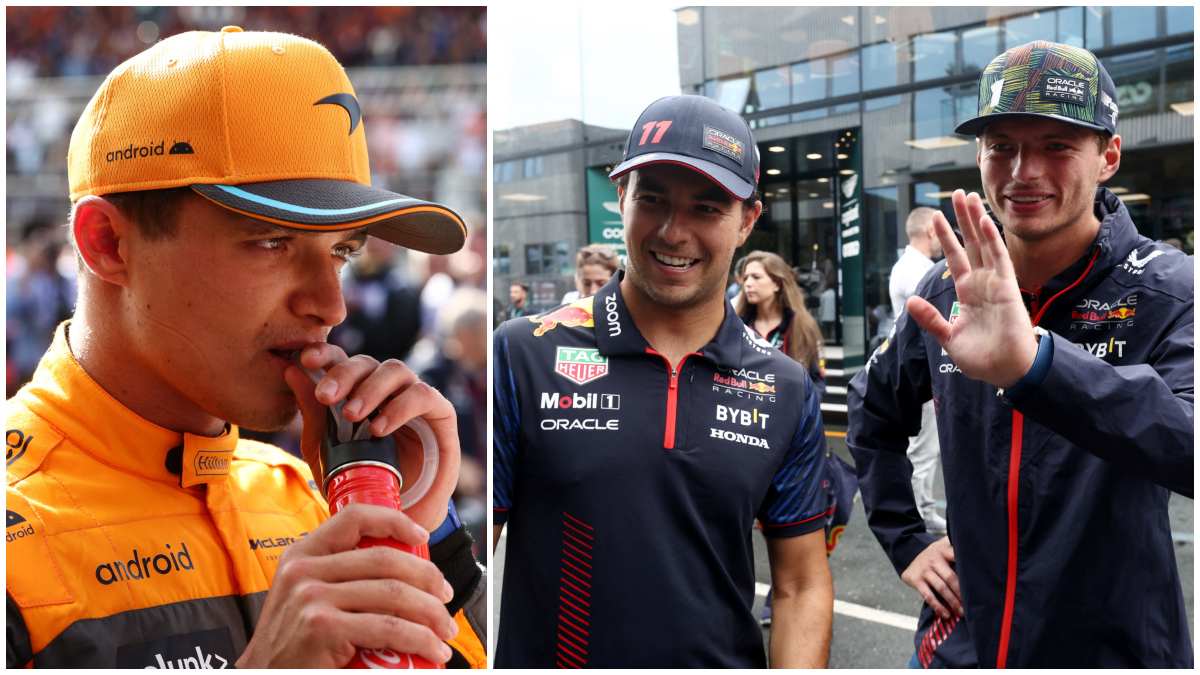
[116,627,233,669]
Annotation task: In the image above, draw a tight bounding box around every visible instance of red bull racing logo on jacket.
[530,301,594,337]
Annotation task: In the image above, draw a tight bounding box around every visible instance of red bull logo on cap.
[530,301,595,337]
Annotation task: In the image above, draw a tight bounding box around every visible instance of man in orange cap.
[6,27,484,668]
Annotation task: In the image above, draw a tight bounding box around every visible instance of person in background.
[733,250,857,626]
[888,207,947,535]
[734,250,824,389]
[560,243,620,304]
[500,281,529,322]
[329,236,423,363]
[416,287,488,552]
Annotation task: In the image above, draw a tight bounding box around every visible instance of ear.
[71,196,133,287]
[616,180,627,215]
[736,199,763,247]
[1098,134,1121,184]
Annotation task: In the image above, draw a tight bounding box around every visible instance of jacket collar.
[1019,187,1141,307]
[593,271,768,369]
[22,323,240,487]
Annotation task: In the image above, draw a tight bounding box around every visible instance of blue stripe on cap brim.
[609,152,755,200]
[192,179,466,254]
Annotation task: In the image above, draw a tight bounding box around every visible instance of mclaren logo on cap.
[315,93,362,135]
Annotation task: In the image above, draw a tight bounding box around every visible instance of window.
[913,87,956,141]
[1166,6,1193,36]
[524,243,544,275]
[791,60,825,105]
[830,52,860,114]
[1085,7,1105,50]
[715,76,751,113]
[912,31,957,81]
[523,156,544,179]
[1005,11,1056,50]
[962,25,1000,72]
[1165,44,1193,110]
[754,65,790,111]
[862,41,899,91]
[494,160,517,183]
[494,244,511,275]
[523,242,571,275]
[1108,49,1160,119]
[1110,6,1157,46]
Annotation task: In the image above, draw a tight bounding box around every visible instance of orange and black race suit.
[6,325,485,668]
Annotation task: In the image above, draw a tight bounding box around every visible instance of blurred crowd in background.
[5,5,487,550]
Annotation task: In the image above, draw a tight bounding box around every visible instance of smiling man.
[493,95,832,667]
[849,41,1193,667]
[6,27,485,668]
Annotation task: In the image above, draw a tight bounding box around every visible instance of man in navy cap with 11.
[494,95,833,667]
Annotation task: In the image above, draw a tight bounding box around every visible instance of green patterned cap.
[956,40,1119,137]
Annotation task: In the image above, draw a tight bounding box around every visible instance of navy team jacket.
[849,188,1193,668]
[494,273,828,667]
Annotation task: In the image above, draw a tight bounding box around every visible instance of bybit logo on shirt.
[1079,338,1127,360]
[95,542,195,585]
[715,404,770,430]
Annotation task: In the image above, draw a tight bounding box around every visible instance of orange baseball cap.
[67,26,466,255]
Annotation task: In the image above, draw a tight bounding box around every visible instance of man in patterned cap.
[849,40,1193,667]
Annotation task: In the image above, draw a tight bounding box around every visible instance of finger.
[906,296,952,346]
[341,360,418,423]
[296,504,429,556]
[932,211,970,283]
[978,212,1017,282]
[315,355,382,407]
[917,582,950,620]
[372,380,455,438]
[923,572,956,620]
[930,563,963,616]
[954,190,984,270]
[966,192,997,269]
[322,578,457,641]
[939,537,955,562]
[281,544,452,603]
[283,365,327,474]
[337,613,453,666]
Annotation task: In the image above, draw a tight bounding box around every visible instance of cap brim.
[192,179,466,254]
[955,112,1109,137]
[609,153,755,200]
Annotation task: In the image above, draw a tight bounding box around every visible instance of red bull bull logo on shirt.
[530,302,595,337]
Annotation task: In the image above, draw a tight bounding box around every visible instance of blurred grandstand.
[6,6,487,549]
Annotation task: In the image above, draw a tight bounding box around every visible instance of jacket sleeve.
[846,281,939,576]
[7,594,32,668]
[757,373,829,538]
[1006,301,1194,497]
[430,526,487,668]
[492,327,520,525]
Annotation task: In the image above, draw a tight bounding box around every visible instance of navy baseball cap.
[956,40,1119,137]
[609,95,760,200]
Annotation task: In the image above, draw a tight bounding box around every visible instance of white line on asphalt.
[755,582,918,631]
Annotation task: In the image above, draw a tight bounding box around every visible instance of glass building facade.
[678,5,1194,367]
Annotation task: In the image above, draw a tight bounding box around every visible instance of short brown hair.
[100,187,192,240]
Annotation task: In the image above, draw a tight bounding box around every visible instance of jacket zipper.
[995,248,1099,668]
[645,349,699,450]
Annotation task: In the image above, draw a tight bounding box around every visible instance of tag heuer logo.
[554,347,608,385]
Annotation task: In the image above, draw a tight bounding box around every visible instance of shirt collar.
[23,322,240,487]
[594,271,765,369]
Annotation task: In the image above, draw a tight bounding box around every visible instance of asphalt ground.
[490,433,1194,667]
